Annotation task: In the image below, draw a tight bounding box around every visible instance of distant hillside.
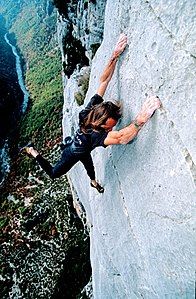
[0,15,23,147]
[0,0,63,151]
[0,2,91,299]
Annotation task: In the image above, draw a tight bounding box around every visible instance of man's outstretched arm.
[97,33,127,97]
[104,96,161,145]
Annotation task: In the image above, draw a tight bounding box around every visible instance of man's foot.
[19,142,39,158]
[90,181,104,193]
[19,142,34,154]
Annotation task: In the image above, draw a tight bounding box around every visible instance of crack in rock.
[146,1,195,58]
[110,156,148,269]
[146,211,192,224]
[159,107,196,186]
[182,148,196,186]
[95,237,130,297]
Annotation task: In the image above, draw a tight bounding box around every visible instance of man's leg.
[80,154,104,193]
[36,154,55,178]
[36,154,71,179]
[25,146,78,179]
[80,153,95,180]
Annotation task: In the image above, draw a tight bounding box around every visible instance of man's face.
[101,118,118,132]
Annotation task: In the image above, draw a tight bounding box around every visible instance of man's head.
[101,117,118,132]
[83,101,122,131]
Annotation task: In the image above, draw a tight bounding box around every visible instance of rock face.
[57,0,106,80]
[57,0,106,60]
[61,0,195,298]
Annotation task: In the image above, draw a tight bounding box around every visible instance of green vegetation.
[0,0,63,226]
[0,216,8,230]
[74,91,84,106]
[91,42,101,58]
[20,52,63,148]
[0,169,91,299]
[0,2,91,298]
[0,0,21,27]
[1,1,63,150]
[74,71,90,106]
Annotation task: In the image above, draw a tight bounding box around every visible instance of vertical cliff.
[61,0,195,298]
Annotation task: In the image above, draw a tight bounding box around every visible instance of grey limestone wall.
[62,0,196,298]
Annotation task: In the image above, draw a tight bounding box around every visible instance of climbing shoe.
[90,182,104,193]
[19,142,34,155]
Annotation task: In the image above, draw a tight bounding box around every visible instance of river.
[4,33,29,113]
[0,32,29,184]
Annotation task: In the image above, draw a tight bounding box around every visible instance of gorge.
[0,31,30,184]
[4,33,29,114]
[0,0,195,299]
[0,1,91,298]
[0,15,24,183]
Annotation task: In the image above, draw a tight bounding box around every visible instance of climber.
[21,33,161,193]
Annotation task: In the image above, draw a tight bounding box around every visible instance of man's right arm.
[104,96,161,145]
[103,120,143,145]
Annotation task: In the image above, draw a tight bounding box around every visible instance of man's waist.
[71,142,91,154]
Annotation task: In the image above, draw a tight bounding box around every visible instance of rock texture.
[61,0,195,298]
[57,0,106,77]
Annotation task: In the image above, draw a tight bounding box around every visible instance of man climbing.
[22,33,161,193]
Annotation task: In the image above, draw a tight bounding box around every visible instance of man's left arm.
[97,33,127,97]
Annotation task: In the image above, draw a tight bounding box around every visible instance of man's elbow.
[100,77,109,85]
[119,135,135,145]
[114,136,128,145]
